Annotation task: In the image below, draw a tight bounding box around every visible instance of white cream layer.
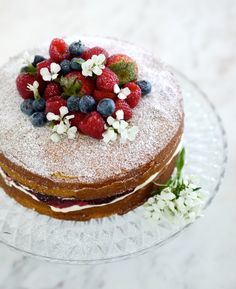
[0,139,182,213]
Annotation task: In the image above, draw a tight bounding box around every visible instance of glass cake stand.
[0,71,227,265]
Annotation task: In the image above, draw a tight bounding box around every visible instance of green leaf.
[176,147,185,180]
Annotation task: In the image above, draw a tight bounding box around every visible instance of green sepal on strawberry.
[107,54,138,85]
[64,71,95,96]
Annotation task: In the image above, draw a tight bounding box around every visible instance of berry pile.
[16,38,152,140]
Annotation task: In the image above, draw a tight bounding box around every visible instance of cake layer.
[0,154,177,221]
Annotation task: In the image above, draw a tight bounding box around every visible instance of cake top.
[0,36,183,184]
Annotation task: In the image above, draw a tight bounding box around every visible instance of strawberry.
[78,112,105,139]
[16,73,44,99]
[107,54,138,85]
[65,71,95,96]
[96,68,119,92]
[81,47,109,61]
[49,38,70,63]
[70,112,86,129]
[36,59,53,77]
[44,82,62,100]
[124,82,141,108]
[113,99,132,120]
[93,90,116,102]
[46,96,67,115]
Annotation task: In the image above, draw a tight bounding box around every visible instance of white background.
[0,0,235,288]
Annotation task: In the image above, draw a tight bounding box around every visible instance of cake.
[0,36,184,221]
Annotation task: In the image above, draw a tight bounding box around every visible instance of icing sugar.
[0,37,183,184]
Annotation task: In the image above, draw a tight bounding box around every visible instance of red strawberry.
[70,112,86,129]
[36,59,53,77]
[44,82,62,100]
[107,54,138,85]
[81,47,109,61]
[124,82,141,108]
[65,71,95,96]
[113,99,132,120]
[78,112,105,139]
[96,68,119,92]
[49,38,70,63]
[93,90,116,102]
[16,73,44,99]
[46,96,67,115]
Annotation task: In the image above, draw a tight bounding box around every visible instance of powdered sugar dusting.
[0,37,183,184]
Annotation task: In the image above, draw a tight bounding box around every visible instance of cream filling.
[0,139,183,213]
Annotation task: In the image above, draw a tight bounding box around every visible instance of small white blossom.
[40,63,61,81]
[21,51,34,66]
[102,110,138,143]
[113,84,131,100]
[46,106,77,142]
[82,54,106,77]
[27,81,39,93]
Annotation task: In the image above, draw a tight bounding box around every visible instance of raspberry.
[113,99,132,120]
[44,82,62,100]
[70,112,86,129]
[96,68,119,92]
[81,47,109,61]
[65,71,95,96]
[46,96,67,115]
[93,90,116,102]
[124,82,141,108]
[107,54,138,85]
[49,38,70,63]
[16,73,44,99]
[36,59,53,77]
[78,112,105,139]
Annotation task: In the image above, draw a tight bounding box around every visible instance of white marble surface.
[0,0,235,288]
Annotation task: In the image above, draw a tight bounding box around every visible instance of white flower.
[113,84,131,100]
[103,110,139,143]
[40,63,61,81]
[46,106,77,142]
[27,81,39,93]
[82,54,106,77]
[21,51,34,66]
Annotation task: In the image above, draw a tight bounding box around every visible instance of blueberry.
[69,41,85,57]
[136,80,152,96]
[33,98,46,112]
[70,58,84,71]
[32,55,46,67]
[20,99,34,116]
[30,112,47,127]
[97,98,115,117]
[67,96,80,112]
[60,59,71,75]
[79,95,96,113]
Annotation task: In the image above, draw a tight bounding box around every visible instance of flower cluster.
[144,179,206,223]
[102,110,139,143]
[144,148,207,224]
[82,54,106,77]
[46,106,77,142]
